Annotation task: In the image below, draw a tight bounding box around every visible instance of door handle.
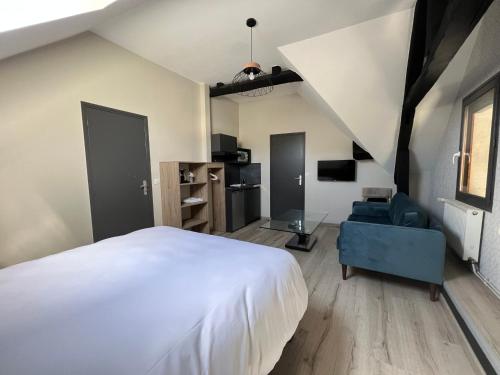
[294,174,303,186]
[139,179,148,196]
[452,151,470,165]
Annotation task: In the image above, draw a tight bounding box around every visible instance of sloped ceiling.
[0,0,146,61]
[279,9,414,174]
[93,0,415,84]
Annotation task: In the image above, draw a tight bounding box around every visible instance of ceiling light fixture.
[232,18,273,97]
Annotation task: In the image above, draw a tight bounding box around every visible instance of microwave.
[236,148,251,165]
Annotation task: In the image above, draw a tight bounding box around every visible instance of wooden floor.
[444,253,500,372]
[222,220,484,375]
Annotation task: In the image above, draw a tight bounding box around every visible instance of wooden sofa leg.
[429,284,440,301]
[341,264,347,280]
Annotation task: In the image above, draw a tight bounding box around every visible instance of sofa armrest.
[351,201,390,217]
[338,221,445,284]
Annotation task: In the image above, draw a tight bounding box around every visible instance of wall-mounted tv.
[318,160,356,181]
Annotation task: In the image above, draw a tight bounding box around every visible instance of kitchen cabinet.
[225,186,261,232]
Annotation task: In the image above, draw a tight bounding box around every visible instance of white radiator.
[438,198,484,262]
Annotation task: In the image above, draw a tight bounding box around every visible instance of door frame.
[81,101,154,241]
[270,131,306,217]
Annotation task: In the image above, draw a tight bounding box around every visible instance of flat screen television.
[318,160,356,181]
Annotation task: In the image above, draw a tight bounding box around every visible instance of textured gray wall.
[418,0,500,290]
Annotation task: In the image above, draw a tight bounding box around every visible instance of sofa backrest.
[389,193,428,228]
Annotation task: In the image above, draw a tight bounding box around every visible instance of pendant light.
[232,18,273,97]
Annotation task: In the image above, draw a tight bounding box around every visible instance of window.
[456,73,500,211]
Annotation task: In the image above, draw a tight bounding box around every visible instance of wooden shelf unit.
[181,200,208,208]
[180,182,206,186]
[160,161,209,233]
[182,218,208,230]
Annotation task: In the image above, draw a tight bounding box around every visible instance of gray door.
[270,132,305,217]
[82,102,154,242]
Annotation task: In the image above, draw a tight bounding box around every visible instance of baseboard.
[442,287,498,375]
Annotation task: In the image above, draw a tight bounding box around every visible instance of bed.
[0,226,308,375]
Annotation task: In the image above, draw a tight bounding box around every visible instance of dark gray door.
[270,132,305,217]
[82,102,154,242]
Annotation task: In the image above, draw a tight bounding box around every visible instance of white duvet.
[0,226,308,375]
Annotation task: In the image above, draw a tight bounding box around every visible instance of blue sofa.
[337,193,446,301]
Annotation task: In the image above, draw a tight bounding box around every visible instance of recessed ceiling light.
[0,0,117,33]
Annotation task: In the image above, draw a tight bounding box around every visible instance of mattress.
[0,226,308,375]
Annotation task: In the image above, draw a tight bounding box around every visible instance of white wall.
[238,94,395,224]
[279,9,413,174]
[0,32,207,267]
[210,97,239,138]
[411,0,500,290]
[410,22,480,181]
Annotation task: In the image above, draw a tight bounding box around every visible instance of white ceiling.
[0,0,118,33]
[0,0,148,61]
[0,0,415,84]
[280,8,413,174]
[93,0,415,84]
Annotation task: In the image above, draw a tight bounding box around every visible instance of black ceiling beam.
[406,0,428,92]
[394,0,429,194]
[424,1,448,59]
[404,0,493,109]
[394,0,493,193]
[209,69,303,97]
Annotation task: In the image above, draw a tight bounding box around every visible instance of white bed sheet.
[0,226,308,375]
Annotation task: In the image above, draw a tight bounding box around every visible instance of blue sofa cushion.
[348,214,392,225]
[352,202,390,217]
[388,193,405,223]
[388,193,428,228]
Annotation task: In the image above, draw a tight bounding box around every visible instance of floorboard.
[221,220,484,375]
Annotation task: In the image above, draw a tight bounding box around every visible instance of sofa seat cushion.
[347,214,392,225]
